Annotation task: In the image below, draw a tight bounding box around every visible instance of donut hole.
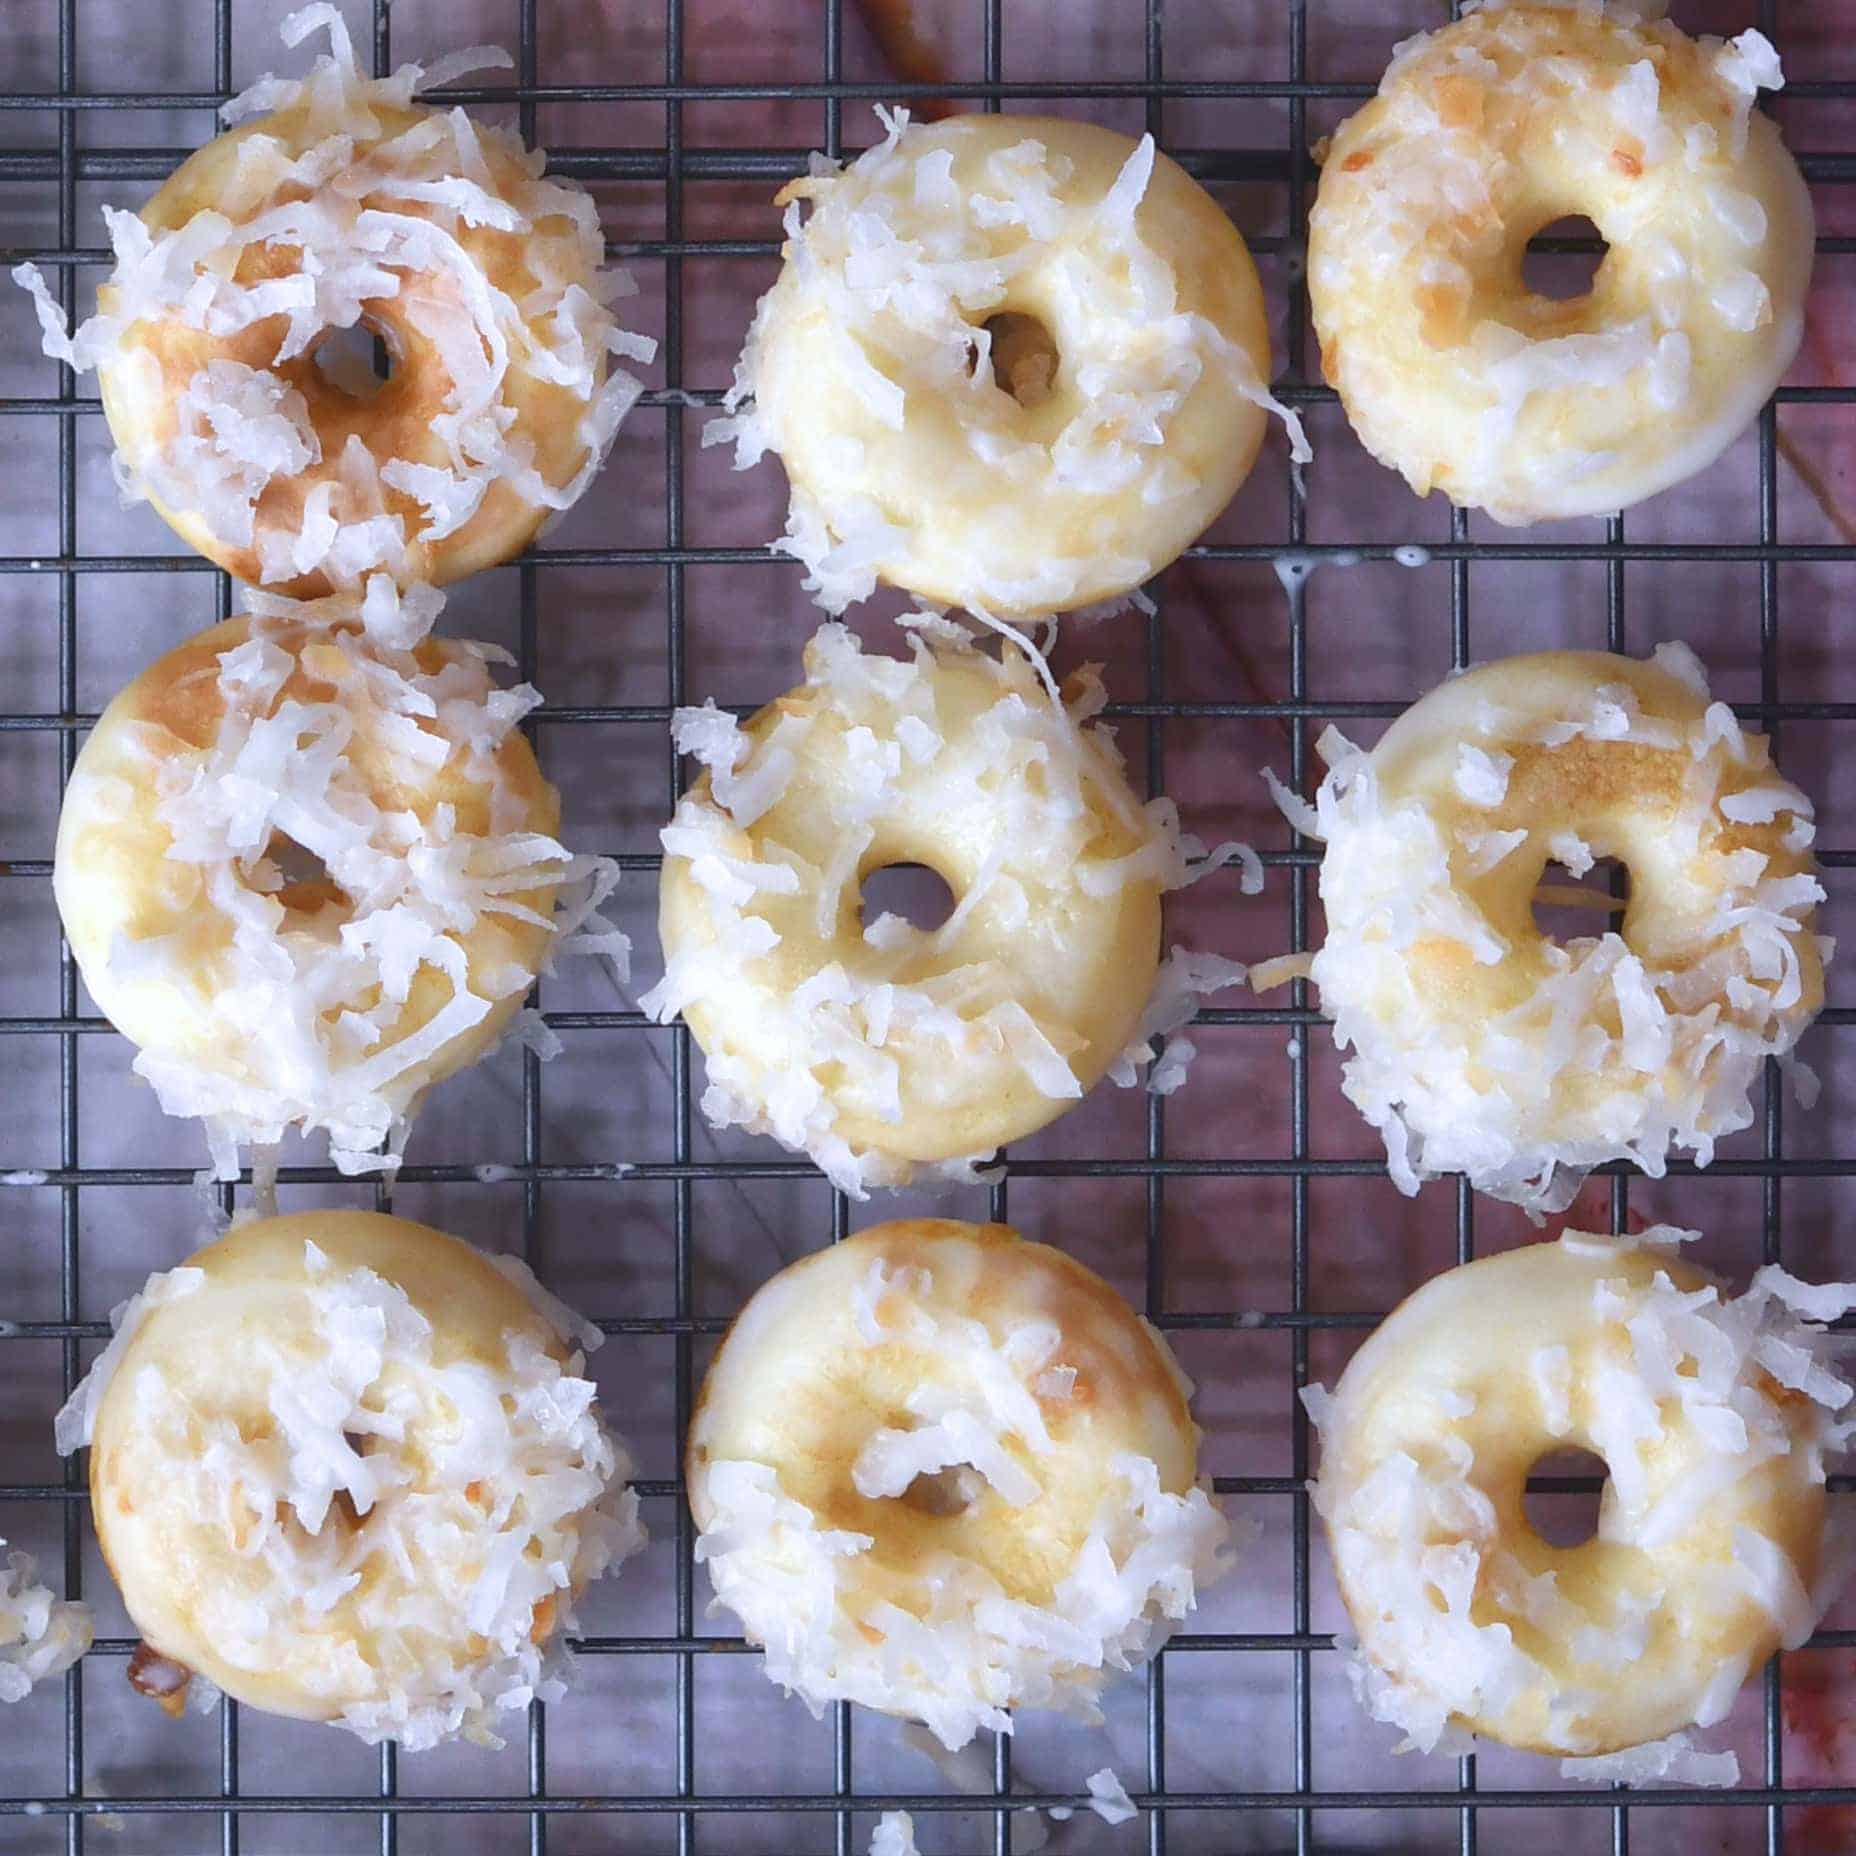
[312,318,397,401]
[1522,215,1608,303]
[899,1464,985,1518]
[258,830,351,921]
[977,311,1059,409]
[1523,1447,1609,1548]
[860,861,958,936]
[1532,857,1629,945]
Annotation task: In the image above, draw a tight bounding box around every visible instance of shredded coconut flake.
[1085,1767,1139,1825]
[869,1812,920,1856]
[0,1548,92,1704]
[1317,1246,1856,1763]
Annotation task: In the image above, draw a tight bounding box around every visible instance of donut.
[687,1220,1236,1750]
[0,1546,91,1704]
[55,1209,644,1748]
[1259,645,1826,1215]
[642,619,1256,1194]
[12,7,653,593]
[1308,4,1812,524]
[708,107,1308,617]
[1307,1229,1856,1765]
[54,580,625,1179]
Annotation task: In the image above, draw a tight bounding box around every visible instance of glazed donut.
[687,1220,1235,1750]
[1308,1229,1855,1764]
[56,1210,644,1748]
[0,1546,91,1704]
[1309,3,1812,524]
[710,107,1307,617]
[54,580,624,1178]
[13,6,652,593]
[643,619,1254,1194]
[1261,645,1826,1215]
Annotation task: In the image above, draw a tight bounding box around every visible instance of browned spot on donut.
[1613,145,1643,179]
[1755,1369,1817,1416]
[1503,737,1689,825]
[1407,935,1486,982]
[530,1595,556,1645]
[1340,149,1375,173]
[1415,282,1469,350]
[1433,75,1486,132]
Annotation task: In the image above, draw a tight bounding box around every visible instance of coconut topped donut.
[0,1547,91,1705]
[13,5,653,592]
[59,1210,644,1749]
[710,107,1307,617]
[1262,645,1827,1215]
[55,578,625,1178]
[688,1221,1238,1749]
[644,619,1255,1194]
[1309,2,1812,523]
[1308,1229,1856,1772]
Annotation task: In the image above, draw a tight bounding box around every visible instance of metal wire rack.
[3,0,1856,1850]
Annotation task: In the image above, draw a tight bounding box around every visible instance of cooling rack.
[2,0,1855,1850]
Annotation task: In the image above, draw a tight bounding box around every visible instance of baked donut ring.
[687,1220,1236,1750]
[1262,645,1826,1215]
[54,582,623,1177]
[644,620,1253,1194]
[57,1210,644,1748]
[710,107,1306,616]
[1309,4,1812,523]
[13,8,651,593]
[1308,1230,1855,1764]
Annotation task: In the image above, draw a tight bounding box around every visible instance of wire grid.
[3,0,1856,1850]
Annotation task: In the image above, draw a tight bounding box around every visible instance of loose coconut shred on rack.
[13,4,652,588]
[96,580,625,1180]
[0,1547,92,1705]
